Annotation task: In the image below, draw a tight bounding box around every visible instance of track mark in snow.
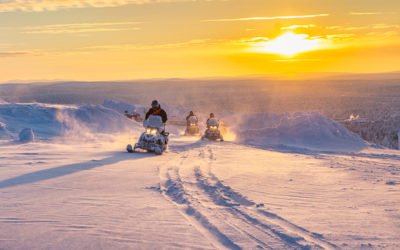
[194,167,323,249]
[202,147,338,250]
[197,169,337,248]
[159,146,338,249]
[159,157,241,250]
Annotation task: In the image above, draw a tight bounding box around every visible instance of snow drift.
[0,103,140,141]
[225,112,366,151]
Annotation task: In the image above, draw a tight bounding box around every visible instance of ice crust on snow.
[226,112,366,151]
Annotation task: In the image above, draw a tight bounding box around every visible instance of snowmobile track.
[159,145,338,250]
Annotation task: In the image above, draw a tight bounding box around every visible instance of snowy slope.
[97,100,367,152]
[0,102,398,249]
[0,135,398,249]
[0,103,141,141]
[225,112,366,152]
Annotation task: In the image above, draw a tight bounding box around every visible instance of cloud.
[280,24,316,31]
[0,0,212,12]
[80,39,209,51]
[0,43,11,49]
[23,22,141,34]
[202,14,329,22]
[326,23,400,31]
[238,37,269,44]
[326,34,355,39]
[368,30,399,38]
[349,12,381,16]
[0,51,31,57]
[273,59,321,62]
[244,32,331,57]
[372,24,400,29]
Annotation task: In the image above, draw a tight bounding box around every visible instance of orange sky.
[0,0,399,82]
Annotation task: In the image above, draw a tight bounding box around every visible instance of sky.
[0,0,399,81]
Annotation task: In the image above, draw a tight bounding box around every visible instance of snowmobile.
[201,118,224,141]
[127,115,169,155]
[184,116,200,136]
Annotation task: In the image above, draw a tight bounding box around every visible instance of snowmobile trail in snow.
[1,135,399,249]
[159,142,338,250]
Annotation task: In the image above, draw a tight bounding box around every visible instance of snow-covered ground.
[1,101,399,249]
[1,135,399,249]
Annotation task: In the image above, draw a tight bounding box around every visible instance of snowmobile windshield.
[145,115,164,128]
[188,116,198,124]
[207,118,219,127]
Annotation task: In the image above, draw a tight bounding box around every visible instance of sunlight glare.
[251,32,326,57]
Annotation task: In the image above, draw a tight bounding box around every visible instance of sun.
[250,32,326,57]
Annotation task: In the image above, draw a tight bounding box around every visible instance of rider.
[186,111,198,126]
[145,100,168,141]
[206,113,218,128]
[145,100,168,123]
[203,113,224,141]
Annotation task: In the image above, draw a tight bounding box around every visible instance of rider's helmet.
[151,100,160,109]
[210,113,215,118]
[189,111,194,116]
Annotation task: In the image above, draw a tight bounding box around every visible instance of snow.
[103,99,145,117]
[343,115,400,149]
[225,112,366,152]
[0,101,399,249]
[0,121,12,140]
[0,135,399,249]
[0,97,8,104]
[19,128,35,143]
[0,103,141,142]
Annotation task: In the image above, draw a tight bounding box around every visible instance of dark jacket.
[145,106,168,123]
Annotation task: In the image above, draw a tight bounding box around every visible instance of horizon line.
[1,71,400,84]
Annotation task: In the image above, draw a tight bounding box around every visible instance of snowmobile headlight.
[190,123,196,126]
[146,128,157,135]
[146,128,158,135]
[210,126,217,130]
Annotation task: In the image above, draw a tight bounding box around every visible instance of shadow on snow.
[0,152,151,189]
